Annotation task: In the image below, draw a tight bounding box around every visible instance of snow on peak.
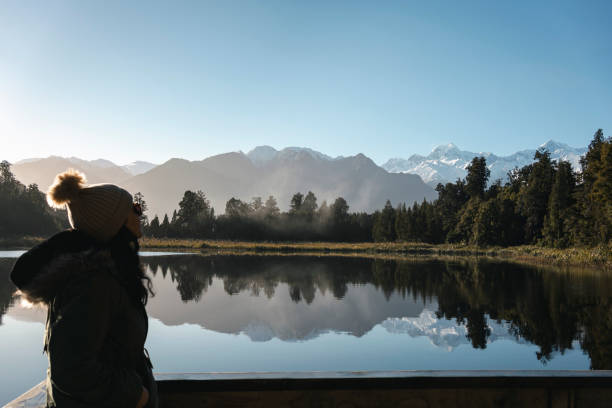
[428,143,461,159]
[433,143,459,153]
[382,140,587,187]
[381,309,522,351]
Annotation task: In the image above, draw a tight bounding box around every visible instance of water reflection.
[1,255,611,369]
[0,259,17,326]
[143,255,612,369]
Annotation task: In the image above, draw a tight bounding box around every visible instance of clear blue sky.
[1,0,610,165]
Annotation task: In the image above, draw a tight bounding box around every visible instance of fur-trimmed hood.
[10,229,112,305]
[18,249,118,305]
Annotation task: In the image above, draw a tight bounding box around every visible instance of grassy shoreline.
[2,236,610,270]
[139,238,611,270]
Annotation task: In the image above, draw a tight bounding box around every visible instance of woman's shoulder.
[19,247,123,305]
[10,229,95,290]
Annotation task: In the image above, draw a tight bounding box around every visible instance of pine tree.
[373,200,396,242]
[289,192,304,216]
[574,129,612,244]
[302,191,318,221]
[518,150,555,243]
[225,197,250,218]
[424,200,443,243]
[133,192,148,225]
[449,198,481,244]
[542,161,575,247]
[264,195,280,219]
[466,157,490,199]
[330,197,349,223]
[176,190,213,237]
[148,215,160,237]
[435,180,468,240]
[160,214,170,237]
[395,203,409,241]
[472,199,502,247]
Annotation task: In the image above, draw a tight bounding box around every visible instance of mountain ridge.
[382,140,587,186]
[13,156,157,178]
[8,139,586,217]
[121,150,436,218]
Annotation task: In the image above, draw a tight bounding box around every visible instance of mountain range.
[13,156,156,185]
[8,140,586,218]
[10,148,435,218]
[120,148,434,218]
[381,309,524,352]
[382,140,587,187]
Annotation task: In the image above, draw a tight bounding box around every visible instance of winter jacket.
[9,230,159,408]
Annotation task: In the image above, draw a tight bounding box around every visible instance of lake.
[1,251,611,404]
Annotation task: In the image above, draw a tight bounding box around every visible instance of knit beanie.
[46,169,134,243]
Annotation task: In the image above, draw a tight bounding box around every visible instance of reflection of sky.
[0,317,47,405]
[145,319,588,373]
[0,309,591,405]
[0,251,27,258]
[146,275,429,340]
[0,254,594,405]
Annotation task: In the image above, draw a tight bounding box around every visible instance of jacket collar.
[18,248,117,305]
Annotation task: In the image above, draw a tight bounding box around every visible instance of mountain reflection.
[1,254,611,369]
[143,256,429,341]
[142,255,612,369]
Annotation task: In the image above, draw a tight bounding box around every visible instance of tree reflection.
[138,255,612,369]
[0,259,17,325]
[1,253,611,369]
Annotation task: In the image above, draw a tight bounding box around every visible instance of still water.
[1,252,611,404]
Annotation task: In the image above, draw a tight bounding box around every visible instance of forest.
[1,129,610,248]
[0,161,66,238]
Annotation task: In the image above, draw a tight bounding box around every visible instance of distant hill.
[12,156,132,189]
[123,149,436,219]
[382,140,587,187]
[121,161,158,176]
[10,139,585,219]
[11,157,157,190]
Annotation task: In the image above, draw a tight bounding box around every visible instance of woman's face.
[125,209,143,238]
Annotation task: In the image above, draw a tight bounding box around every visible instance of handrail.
[6,370,612,408]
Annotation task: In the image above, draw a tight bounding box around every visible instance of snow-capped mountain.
[241,308,523,350]
[381,309,523,351]
[382,141,587,187]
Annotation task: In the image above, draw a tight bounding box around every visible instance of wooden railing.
[6,371,612,408]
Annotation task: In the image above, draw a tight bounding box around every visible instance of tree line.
[144,190,374,242]
[136,255,611,368]
[1,129,609,247]
[372,129,611,247]
[143,129,610,247]
[0,161,66,238]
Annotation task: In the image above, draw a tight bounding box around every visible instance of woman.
[10,169,158,408]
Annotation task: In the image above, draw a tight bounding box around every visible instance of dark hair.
[107,226,154,305]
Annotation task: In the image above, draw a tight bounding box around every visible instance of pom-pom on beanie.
[47,169,134,243]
